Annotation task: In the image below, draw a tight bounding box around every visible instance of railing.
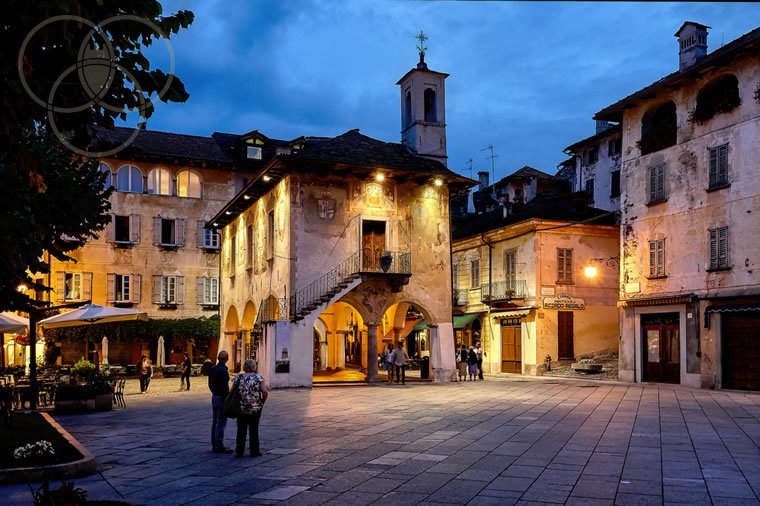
[360,251,412,274]
[481,279,528,302]
[453,289,468,307]
[291,251,362,319]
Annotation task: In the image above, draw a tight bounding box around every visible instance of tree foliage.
[44,315,220,343]
[0,1,194,311]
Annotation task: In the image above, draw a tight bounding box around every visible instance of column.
[366,323,379,382]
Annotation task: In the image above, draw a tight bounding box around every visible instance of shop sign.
[543,293,585,310]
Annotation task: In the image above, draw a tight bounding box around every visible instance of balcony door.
[505,250,516,291]
[362,220,386,271]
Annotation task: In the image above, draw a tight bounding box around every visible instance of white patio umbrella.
[101,336,109,366]
[157,335,165,367]
[38,304,148,329]
[0,312,29,333]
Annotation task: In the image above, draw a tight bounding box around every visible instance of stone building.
[595,22,760,389]
[211,57,473,387]
[451,188,619,376]
[563,121,623,214]
[39,128,258,366]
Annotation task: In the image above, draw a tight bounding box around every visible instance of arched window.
[404,91,412,126]
[692,74,740,124]
[424,88,437,122]
[640,101,677,155]
[176,170,202,198]
[99,162,113,189]
[147,168,172,195]
[115,165,143,193]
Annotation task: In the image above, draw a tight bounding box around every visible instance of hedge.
[44,315,220,343]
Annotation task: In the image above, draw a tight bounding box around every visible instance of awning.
[704,304,760,328]
[494,310,531,319]
[618,294,694,308]
[453,313,481,329]
[413,320,427,331]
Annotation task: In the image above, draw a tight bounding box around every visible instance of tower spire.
[416,30,429,69]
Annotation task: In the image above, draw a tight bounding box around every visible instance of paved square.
[4,377,760,505]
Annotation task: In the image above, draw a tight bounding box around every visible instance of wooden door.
[558,311,574,359]
[362,220,386,271]
[501,319,522,373]
[643,318,680,384]
[722,313,760,390]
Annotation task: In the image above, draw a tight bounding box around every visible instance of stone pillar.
[366,323,379,382]
[429,323,457,382]
[392,328,402,343]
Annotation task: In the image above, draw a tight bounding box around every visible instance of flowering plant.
[13,440,56,461]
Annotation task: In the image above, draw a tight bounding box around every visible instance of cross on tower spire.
[416,30,428,64]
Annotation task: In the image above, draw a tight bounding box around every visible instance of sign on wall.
[542,293,585,310]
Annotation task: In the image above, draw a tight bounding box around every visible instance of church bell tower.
[397,31,449,166]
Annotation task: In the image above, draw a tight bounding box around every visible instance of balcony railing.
[481,279,528,303]
[453,289,469,307]
[360,251,412,274]
[291,251,361,320]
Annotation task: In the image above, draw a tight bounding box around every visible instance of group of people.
[134,352,193,393]
[208,350,269,457]
[456,342,485,381]
[384,341,410,384]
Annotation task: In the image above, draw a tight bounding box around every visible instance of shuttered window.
[557,248,573,283]
[56,272,92,302]
[196,277,219,305]
[246,225,254,270]
[708,143,729,188]
[709,227,729,270]
[505,250,517,288]
[452,263,459,289]
[610,170,621,197]
[649,239,666,277]
[196,221,219,250]
[152,275,184,305]
[107,274,141,303]
[470,259,480,289]
[152,217,185,247]
[648,164,666,203]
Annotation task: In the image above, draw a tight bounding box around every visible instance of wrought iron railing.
[291,251,361,319]
[481,279,528,302]
[453,288,468,307]
[360,251,412,274]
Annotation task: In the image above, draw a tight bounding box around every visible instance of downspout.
[480,233,495,368]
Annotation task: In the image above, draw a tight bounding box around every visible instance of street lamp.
[584,266,599,279]
[584,256,620,279]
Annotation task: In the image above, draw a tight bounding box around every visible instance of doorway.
[558,311,574,360]
[362,220,386,271]
[722,312,760,390]
[501,318,522,373]
[642,313,680,384]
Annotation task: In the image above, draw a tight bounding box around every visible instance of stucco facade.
[596,23,760,389]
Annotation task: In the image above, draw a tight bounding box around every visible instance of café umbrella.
[157,335,165,367]
[38,304,148,329]
[102,336,109,366]
[0,312,29,333]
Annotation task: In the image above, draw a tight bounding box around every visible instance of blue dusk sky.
[146,1,760,181]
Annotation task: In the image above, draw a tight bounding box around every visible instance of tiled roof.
[595,25,760,122]
[452,194,617,240]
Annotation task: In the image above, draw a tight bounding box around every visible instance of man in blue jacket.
[208,350,233,453]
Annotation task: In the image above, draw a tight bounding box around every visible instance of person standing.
[233,359,269,458]
[136,355,153,393]
[475,342,485,380]
[208,350,233,454]
[457,344,469,381]
[391,341,409,385]
[467,346,478,381]
[180,352,191,391]
[386,344,395,384]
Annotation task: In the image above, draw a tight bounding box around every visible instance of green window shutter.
[709,229,718,269]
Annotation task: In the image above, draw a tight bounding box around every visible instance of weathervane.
[416,30,428,63]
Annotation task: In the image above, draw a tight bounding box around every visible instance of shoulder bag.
[223,379,241,419]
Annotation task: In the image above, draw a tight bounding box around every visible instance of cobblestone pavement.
[3,376,760,505]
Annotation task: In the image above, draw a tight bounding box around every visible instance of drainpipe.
[480,233,495,367]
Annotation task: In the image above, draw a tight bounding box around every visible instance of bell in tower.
[397,31,449,166]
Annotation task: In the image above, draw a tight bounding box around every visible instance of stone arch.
[378,297,436,327]
[640,100,676,155]
[241,300,257,329]
[224,305,240,333]
[424,88,437,122]
[693,73,740,124]
[262,294,281,321]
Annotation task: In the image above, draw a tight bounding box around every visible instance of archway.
[380,301,432,381]
[241,300,258,362]
[311,301,367,383]
[223,305,240,370]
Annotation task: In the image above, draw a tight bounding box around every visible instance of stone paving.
[3,376,760,505]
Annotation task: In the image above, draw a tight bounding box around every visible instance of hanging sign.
[543,294,585,310]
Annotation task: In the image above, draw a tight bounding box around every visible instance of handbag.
[223,381,241,419]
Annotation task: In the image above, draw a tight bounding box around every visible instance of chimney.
[675,21,709,71]
[477,171,489,190]
[595,120,612,134]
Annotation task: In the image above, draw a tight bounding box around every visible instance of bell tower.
[397,31,449,166]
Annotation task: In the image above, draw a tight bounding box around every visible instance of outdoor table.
[13,384,31,409]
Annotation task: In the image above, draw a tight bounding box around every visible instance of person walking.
[391,341,409,385]
[475,342,485,380]
[386,344,395,384]
[208,350,233,454]
[180,352,191,391]
[136,355,153,393]
[467,346,478,381]
[232,359,269,458]
[457,344,469,381]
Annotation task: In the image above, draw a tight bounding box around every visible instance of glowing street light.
[584,265,599,279]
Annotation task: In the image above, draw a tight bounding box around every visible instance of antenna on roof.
[481,145,498,193]
[466,158,473,179]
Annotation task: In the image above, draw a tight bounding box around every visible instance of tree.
[0,1,194,311]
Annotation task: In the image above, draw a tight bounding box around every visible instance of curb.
[0,412,97,484]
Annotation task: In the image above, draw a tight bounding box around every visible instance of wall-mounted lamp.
[434,178,443,187]
[262,175,272,182]
[375,173,385,182]
[584,256,620,278]
[583,266,599,279]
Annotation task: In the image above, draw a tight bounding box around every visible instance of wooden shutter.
[152,217,161,245]
[176,219,186,247]
[656,241,664,276]
[648,166,657,202]
[558,249,565,281]
[709,229,718,269]
[152,275,162,304]
[709,148,718,188]
[718,227,728,268]
[717,144,728,186]
[657,165,665,200]
[106,273,115,303]
[196,221,205,248]
[82,272,92,301]
[130,215,141,244]
[196,277,205,304]
[131,275,141,303]
[176,276,185,305]
[565,249,572,282]
[55,272,65,302]
[105,215,115,243]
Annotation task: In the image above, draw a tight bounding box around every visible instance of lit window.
[64,273,82,300]
[147,168,172,195]
[176,170,202,198]
[203,228,219,249]
[115,274,131,302]
[247,146,262,160]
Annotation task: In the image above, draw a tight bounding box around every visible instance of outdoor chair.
[113,378,126,408]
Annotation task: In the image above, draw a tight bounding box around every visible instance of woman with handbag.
[231,359,268,458]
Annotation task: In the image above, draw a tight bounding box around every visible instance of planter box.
[55,394,112,413]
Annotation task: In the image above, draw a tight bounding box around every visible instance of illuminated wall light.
[262,175,272,182]
[375,173,385,182]
[213,223,219,227]
[225,211,232,215]
[584,265,598,279]
[434,178,443,186]
[243,195,251,200]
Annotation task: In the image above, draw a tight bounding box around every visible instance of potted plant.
[55,360,113,412]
